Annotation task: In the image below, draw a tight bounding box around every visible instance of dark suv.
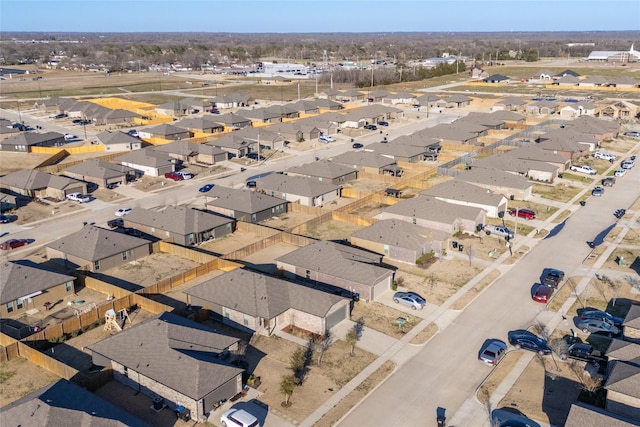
[508,208,535,220]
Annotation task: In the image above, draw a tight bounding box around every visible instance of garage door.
[326,304,347,330]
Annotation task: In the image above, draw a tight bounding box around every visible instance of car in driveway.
[318,135,336,143]
[591,186,605,197]
[0,239,30,250]
[364,124,377,131]
[199,184,215,193]
[541,269,564,288]
[393,291,426,310]
[507,330,551,355]
[164,171,184,181]
[614,169,627,177]
[0,214,11,223]
[576,318,620,337]
[482,224,514,239]
[352,142,364,149]
[478,340,507,366]
[177,171,194,180]
[378,121,389,126]
[580,309,624,326]
[115,207,132,217]
[562,343,607,363]
[623,131,640,137]
[594,151,616,161]
[66,192,91,203]
[532,284,554,303]
[570,165,597,175]
[127,129,140,138]
[507,208,535,220]
[107,218,124,228]
[220,408,260,427]
[246,152,266,161]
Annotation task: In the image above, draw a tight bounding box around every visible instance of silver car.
[478,340,507,366]
[577,318,620,337]
[393,291,426,310]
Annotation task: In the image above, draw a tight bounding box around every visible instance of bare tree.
[312,331,333,366]
[465,244,474,266]
[346,328,357,356]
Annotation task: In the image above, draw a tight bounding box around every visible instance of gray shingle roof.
[125,205,234,235]
[0,379,152,427]
[606,339,640,365]
[88,312,242,400]
[286,160,356,180]
[96,130,141,146]
[331,151,397,168]
[0,131,64,147]
[455,168,532,190]
[64,159,134,180]
[604,360,640,398]
[421,179,506,205]
[472,154,557,174]
[505,146,569,164]
[0,169,82,191]
[624,305,640,329]
[565,403,640,427]
[205,186,286,214]
[116,148,174,168]
[45,225,149,261]
[380,195,483,223]
[143,123,189,137]
[276,241,392,286]
[350,219,449,250]
[257,174,339,198]
[186,268,346,318]
[1,261,75,305]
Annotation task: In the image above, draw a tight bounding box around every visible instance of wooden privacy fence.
[17,341,78,380]
[288,202,325,216]
[0,333,19,362]
[288,211,333,235]
[157,240,218,263]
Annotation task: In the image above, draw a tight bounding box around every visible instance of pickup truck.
[482,224,515,239]
[563,343,607,364]
[66,193,91,203]
[570,165,597,175]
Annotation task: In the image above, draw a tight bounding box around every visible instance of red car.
[164,172,184,181]
[0,239,30,250]
[532,284,554,303]
[508,208,536,220]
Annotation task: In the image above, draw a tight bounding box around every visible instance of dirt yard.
[11,199,85,225]
[0,152,54,175]
[200,229,280,256]
[105,252,201,287]
[0,357,60,407]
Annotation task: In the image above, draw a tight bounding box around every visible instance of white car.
[177,171,194,180]
[318,135,335,143]
[220,408,260,427]
[570,165,597,175]
[621,160,635,169]
[115,207,132,217]
[594,152,616,161]
[614,169,627,177]
[63,133,75,141]
[66,192,91,203]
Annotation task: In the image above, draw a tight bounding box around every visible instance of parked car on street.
[614,169,627,177]
[532,284,554,303]
[580,309,624,326]
[541,269,564,288]
[352,142,364,149]
[507,330,551,355]
[378,121,389,126]
[621,160,635,169]
[601,177,616,187]
[66,192,91,203]
[591,186,605,197]
[115,207,132,217]
[570,165,597,175]
[483,224,514,239]
[576,318,620,337]
[0,239,30,250]
[623,131,640,137]
[199,184,215,193]
[478,340,507,366]
[393,291,426,310]
[507,208,535,220]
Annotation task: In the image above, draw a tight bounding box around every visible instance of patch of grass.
[0,368,16,384]
[409,322,439,345]
[548,281,577,312]
[477,350,524,404]
[551,209,572,223]
[450,269,501,310]
[533,183,583,203]
[561,173,596,184]
[350,302,419,339]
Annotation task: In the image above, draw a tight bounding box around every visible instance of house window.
[122,251,128,261]
[224,307,230,318]
[305,270,311,279]
[165,231,170,238]
[123,366,128,377]
[93,260,100,270]
[243,314,249,326]
[16,298,23,310]
[151,227,155,234]
[6,302,13,313]
[66,282,72,292]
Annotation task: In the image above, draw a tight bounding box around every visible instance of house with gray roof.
[330,150,403,176]
[96,130,142,152]
[454,168,533,200]
[276,240,394,302]
[267,120,323,143]
[565,403,640,427]
[471,153,559,182]
[421,179,508,218]
[482,74,510,84]
[349,219,449,264]
[336,89,365,102]
[123,205,235,246]
[237,106,284,124]
[367,90,391,102]
[185,268,350,336]
[93,108,140,126]
[578,76,609,87]
[504,146,571,172]
[152,140,228,165]
[610,76,638,89]
[441,94,473,108]
[607,339,640,367]
[205,133,251,158]
[115,148,175,177]
[204,186,287,223]
[553,75,581,86]
[622,304,640,344]
[89,311,243,423]
[417,123,480,145]
[526,100,559,116]
[536,128,594,159]
[415,94,441,109]
[318,87,342,100]
[0,131,65,152]
[209,93,252,109]
[0,169,87,201]
[491,97,528,113]
[138,123,190,141]
[0,261,76,321]
[45,225,151,272]
[559,102,598,118]
[232,126,287,151]
[286,160,357,185]
[365,141,428,163]
[64,159,136,189]
[563,116,620,140]
[375,196,486,236]
[211,112,252,129]
[0,379,152,427]
[603,361,640,420]
[381,92,417,105]
[174,116,225,134]
[155,100,189,117]
[255,174,340,207]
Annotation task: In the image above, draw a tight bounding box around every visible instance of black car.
[563,343,607,363]
[507,330,551,355]
[364,124,377,131]
[541,269,565,288]
[0,214,9,224]
[246,153,265,161]
[352,142,364,149]
[378,121,389,126]
[107,218,124,228]
[53,113,68,119]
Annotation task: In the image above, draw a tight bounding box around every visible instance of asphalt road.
[337,159,640,426]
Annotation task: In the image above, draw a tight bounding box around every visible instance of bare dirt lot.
[0,152,53,175]
[105,252,201,287]
[200,229,280,256]
[0,357,59,407]
[10,199,85,225]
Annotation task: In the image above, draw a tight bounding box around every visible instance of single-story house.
[559,102,598,118]
[349,219,449,264]
[441,94,473,108]
[45,225,151,272]
[174,117,225,135]
[204,186,287,223]
[565,403,640,427]
[365,141,429,163]
[0,132,65,152]
[526,101,559,116]
[255,174,341,207]
[504,146,572,172]
[63,159,136,189]
[276,240,395,302]
[0,169,87,201]
[115,149,176,177]
[89,312,243,423]
[152,140,228,165]
[482,74,510,84]
[471,153,559,182]
[421,179,508,218]
[622,305,640,343]
[138,123,191,141]
[491,97,528,113]
[185,268,350,336]
[96,131,142,152]
[606,339,640,367]
[286,160,358,185]
[603,361,640,420]
[0,261,76,321]
[123,205,235,246]
[330,150,403,176]
[455,168,533,200]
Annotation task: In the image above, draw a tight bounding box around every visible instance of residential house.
[205,134,251,158]
[563,116,620,141]
[366,90,391,103]
[93,109,140,126]
[421,179,508,218]
[232,126,287,151]
[491,97,528,113]
[63,159,136,188]
[267,120,322,144]
[375,195,486,236]
[565,403,640,427]
[603,361,640,420]
[185,268,350,336]
[365,141,430,163]
[209,93,252,109]
[482,74,510,83]
[211,112,252,130]
[610,76,638,89]
[0,119,21,138]
[0,261,75,321]
[337,89,365,103]
[0,169,87,201]
[255,174,340,207]
[88,312,243,422]
[45,225,151,272]
[152,140,228,165]
[381,92,417,106]
[505,145,572,172]
[455,168,533,200]
[238,106,284,124]
[276,240,394,302]
[578,76,609,88]
[286,160,357,185]
[622,305,640,343]
[469,66,488,79]
[553,75,581,86]
[526,101,559,116]
[441,94,473,108]
[600,100,637,120]
[155,101,189,117]
[417,123,480,145]
[559,102,598,118]
[330,150,403,176]
[115,149,175,177]
[96,131,142,152]
[536,128,596,158]
[138,123,190,142]
[174,116,225,135]
[472,153,559,182]
[349,219,449,264]
[204,186,287,223]
[0,379,153,426]
[123,205,235,246]
[607,339,640,367]
[0,132,65,152]
[318,87,342,100]
[537,69,554,81]
[414,94,441,109]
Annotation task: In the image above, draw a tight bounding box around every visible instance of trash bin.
[452,241,458,249]
[153,397,164,410]
[458,244,464,252]
[579,201,586,206]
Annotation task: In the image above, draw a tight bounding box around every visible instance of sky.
[1,0,639,33]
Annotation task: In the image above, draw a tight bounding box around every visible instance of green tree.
[280,375,296,407]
